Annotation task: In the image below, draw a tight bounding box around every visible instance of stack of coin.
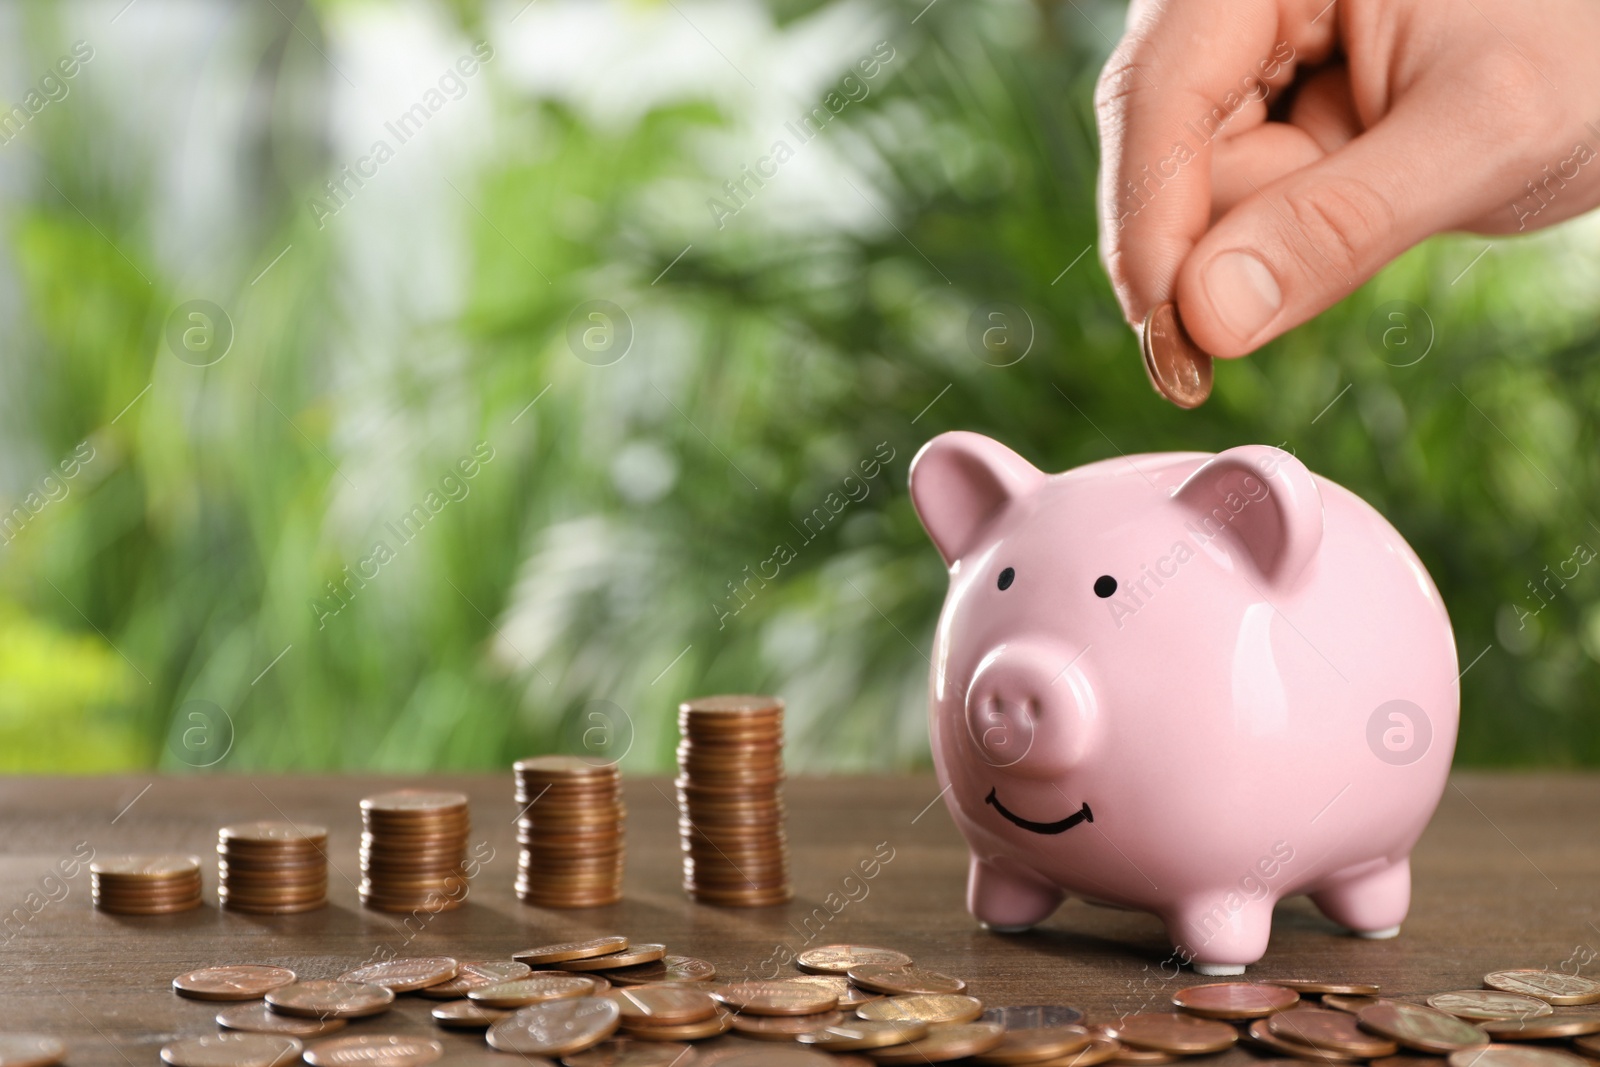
[358,790,470,913]
[90,855,203,915]
[216,821,327,914]
[514,757,624,908]
[676,694,791,907]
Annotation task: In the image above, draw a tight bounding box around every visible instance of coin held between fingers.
[1141,302,1213,409]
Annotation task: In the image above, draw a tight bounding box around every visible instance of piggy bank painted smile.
[909,432,1458,974]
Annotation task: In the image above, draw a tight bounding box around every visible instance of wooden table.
[0,773,1594,1064]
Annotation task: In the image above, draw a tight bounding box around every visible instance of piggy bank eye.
[997,567,1015,591]
[1093,575,1117,598]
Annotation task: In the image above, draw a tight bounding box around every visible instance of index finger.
[1094,0,1299,328]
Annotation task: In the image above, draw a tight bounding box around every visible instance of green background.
[3,0,1598,774]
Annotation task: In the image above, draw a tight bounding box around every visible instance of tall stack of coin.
[91,855,203,914]
[358,790,470,913]
[216,821,328,914]
[514,756,624,908]
[676,694,791,906]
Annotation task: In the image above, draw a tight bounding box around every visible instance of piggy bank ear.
[910,432,1044,566]
[1174,445,1324,588]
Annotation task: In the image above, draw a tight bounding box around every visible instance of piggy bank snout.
[964,641,1094,777]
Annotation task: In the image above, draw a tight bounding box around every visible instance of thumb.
[1174,93,1506,358]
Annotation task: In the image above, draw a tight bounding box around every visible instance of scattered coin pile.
[358,790,470,914]
[1141,301,1213,409]
[677,693,792,907]
[216,821,328,914]
[90,854,203,915]
[42,944,1566,1067]
[514,756,625,908]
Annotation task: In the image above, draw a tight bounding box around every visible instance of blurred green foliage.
[2,0,1598,774]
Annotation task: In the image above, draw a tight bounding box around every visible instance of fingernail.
[1203,251,1281,343]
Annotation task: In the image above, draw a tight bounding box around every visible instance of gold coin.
[173,965,297,1001]
[558,945,667,972]
[1446,1046,1591,1067]
[417,961,532,999]
[729,1010,846,1040]
[1269,1008,1399,1057]
[91,855,203,878]
[970,1026,1093,1065]
[1057,1036,1124,1066]
[857,994,985,1025]
[1140,302,1212,409]
[1268,980,1382,996]
[265,980,395,1019]
[431,1000,511,1029]
[215,1003,347,1037]
[360,790,470,813]
[847,965,966,996]
[486,997,622,1056]
[301,1035,442,1066]
[1428,992,1555,1022]
[563,1038,697,1066]
[1481,1015,1600,1040]
[713,980,838,1016]
[1357,1002,1490,1053]
[1173,983,1299,1019]
[621,1011,733,1041]
[867,1021,1005,1064]
[219,821,328,844]
[782,975,882,1007]
[1322,996,1383,1015]
[516,936,630,965]
[1113,1013,1238,1055]
[1244,1019,1363,1063]
[0,1035,66,1067]
[797,946,913,975]
[798,1019,927,1051]
[679,694,785,716]
[982,1005,1086,1028]
[336,957,457,992]
[610,985,718,1025]
[596,956,716,986]
[160,1033,301,1067]
[471,976,602,1008]
[1483,971,1600,1006]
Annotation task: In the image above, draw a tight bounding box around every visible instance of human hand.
[1095,0,1600,358]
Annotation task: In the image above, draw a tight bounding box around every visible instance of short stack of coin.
[358,790,470,913]
[91,855,203,915]
[216,821,327,914]
[513,756,625,908]
[676,694,791,907]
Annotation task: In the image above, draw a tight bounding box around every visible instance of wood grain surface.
[0,772,1594,1064]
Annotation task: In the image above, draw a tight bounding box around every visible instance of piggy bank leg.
[968,855,1064,933]
[1309,857,1410,939]
[1164,897,1275,975]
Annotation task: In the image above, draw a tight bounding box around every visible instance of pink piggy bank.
[909,432,1457,974]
